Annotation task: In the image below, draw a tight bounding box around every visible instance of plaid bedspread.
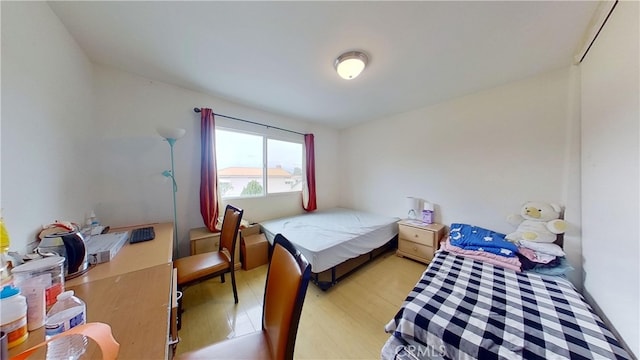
[385,251,631,360]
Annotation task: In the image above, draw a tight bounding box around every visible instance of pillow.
[519,240,566,256]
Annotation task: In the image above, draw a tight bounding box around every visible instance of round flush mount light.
[334,51,369,80]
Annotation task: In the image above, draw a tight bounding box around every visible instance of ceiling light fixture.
[334,51,368,80]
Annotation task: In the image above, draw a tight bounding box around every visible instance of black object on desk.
[129,227,156,244]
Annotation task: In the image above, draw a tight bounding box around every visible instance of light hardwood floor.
[176,250,427,359]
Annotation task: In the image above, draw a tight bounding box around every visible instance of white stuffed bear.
[505,202,566,243]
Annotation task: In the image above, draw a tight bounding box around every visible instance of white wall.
[1,1,95,252]
[580,1,639,356]
[0,2,340,258]
[92,65,340,257]
[339,67,583,286]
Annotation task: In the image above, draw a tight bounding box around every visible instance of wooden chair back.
[219,204,243,263]
[262,234,311,360]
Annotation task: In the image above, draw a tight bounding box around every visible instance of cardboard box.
[241,233,268,270]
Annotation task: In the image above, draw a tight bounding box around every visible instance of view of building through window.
[215,128,303,198]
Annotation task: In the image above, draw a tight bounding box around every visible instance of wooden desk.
[67,222,174,287]
[9,264,173,359]
[9,223,175,359]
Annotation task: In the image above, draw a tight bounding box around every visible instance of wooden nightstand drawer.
[399,225,435,247]
[398,239,435,262]
[396,220,445,264]
[189,227,220,255]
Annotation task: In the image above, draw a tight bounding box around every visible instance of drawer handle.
[414,234,418,238]
[413,246,418,251]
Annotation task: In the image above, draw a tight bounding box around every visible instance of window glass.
[215,128,303,198]
[267,139,303,194]
[216,129,264,198]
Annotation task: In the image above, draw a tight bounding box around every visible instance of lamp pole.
[158,127,185,260]
[167,138,178,260]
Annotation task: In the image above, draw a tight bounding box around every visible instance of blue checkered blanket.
[384,251,631,360]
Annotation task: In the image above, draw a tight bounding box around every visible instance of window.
[216,128,303,199]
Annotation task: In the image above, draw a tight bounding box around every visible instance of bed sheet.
[259,207,398,273]
[385,251,631,360]
[381,333,447,360]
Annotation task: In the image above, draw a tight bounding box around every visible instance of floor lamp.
[158,127,186,259]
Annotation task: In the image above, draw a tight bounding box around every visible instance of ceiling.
[48,1,599,129]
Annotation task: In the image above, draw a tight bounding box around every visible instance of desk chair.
[178,234,312,360]
[174,205,244,328]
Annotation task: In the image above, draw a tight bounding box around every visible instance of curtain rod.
[193,108,305,136]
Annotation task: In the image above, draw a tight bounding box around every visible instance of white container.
[45,290,86,339]
[19,274,49,330]
[0,285,28,348]
[12,256,65,311]
[45,290,87,360]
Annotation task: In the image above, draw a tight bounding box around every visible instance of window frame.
[215,125,305,200]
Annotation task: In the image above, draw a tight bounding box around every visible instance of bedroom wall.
[339,67,583,286]
[580,1,639,356]
[0,1,341,258]
[1,1,96,252]
[92,64,340,257]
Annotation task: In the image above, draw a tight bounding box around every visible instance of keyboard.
[129,227,156,244]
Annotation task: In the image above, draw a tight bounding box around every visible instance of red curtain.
[302,133,317,212]
[200,108,220,232]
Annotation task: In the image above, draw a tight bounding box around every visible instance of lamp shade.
[157,127,186,140]
[334,51,368,80]
[405,196,420,219]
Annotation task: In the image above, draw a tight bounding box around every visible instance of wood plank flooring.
[176,250,427,359]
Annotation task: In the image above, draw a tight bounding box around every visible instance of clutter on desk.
[12,256,66,312]
[85,232,128,264]
[37,230,89,280]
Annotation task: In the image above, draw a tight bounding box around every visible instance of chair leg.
[220,273,225,283]
[231,270,238,304]
[177,288,183,331]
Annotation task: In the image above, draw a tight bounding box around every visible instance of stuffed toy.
[505,202,566,243]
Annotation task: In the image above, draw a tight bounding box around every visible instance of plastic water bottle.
[45,290,87,359]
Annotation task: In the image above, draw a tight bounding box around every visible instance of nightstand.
[396,220,446,264]
[188,225,258,270]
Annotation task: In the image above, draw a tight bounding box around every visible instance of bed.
[259,207,399,290]
[383,250,632,360]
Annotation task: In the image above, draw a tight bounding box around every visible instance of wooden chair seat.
[174,251,230,285]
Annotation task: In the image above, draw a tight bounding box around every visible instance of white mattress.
[260,208,399,273]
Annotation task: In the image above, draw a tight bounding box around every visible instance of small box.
[85,231,129,264]
[241,233,268,270]
[421,210,433,224]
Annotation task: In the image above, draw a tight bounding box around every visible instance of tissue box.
[421,210,433,224]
